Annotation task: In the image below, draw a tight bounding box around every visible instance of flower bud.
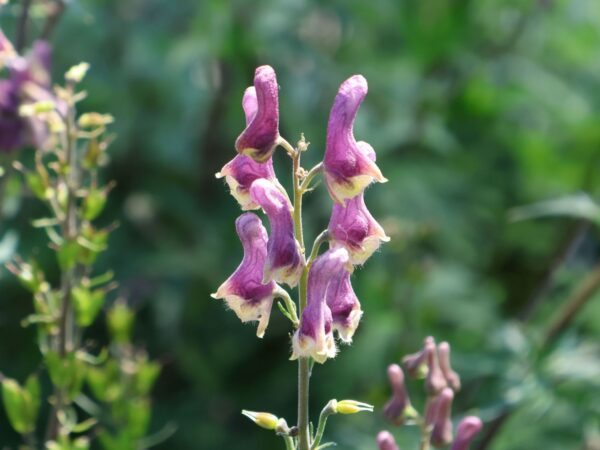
[377,431,400,450]
[323,75,386,204]
[426,388,454,448]
[292,248,350,363]
[402,347,428,379]
[425,337,447,395]
[241,410,280,430]
[212,213,277,337]
[384,364,415,425]
[325,264,362,343]
[65,62,90,83]
[450,416,483,450]
[250,179,304,287]
[217,87,279,210]
[335,399,374,415]
[235,65,280,162]
[438,341,461,392]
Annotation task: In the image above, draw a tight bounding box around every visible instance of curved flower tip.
[291,248,350,363]
[450,416,483,450]
[377,431,400,450]
[384,364,414,425]
[250,179,304,287]
[438,341,461,392]
[425,336,447,395]
[426,388,454,448]
[211,213,276,338]
[217,86,278,210]
[328,192,389,265]
[235,65,280,163]
[326,265,362,343]
[324,75,386,204]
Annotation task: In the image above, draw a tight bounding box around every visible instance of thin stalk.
[15,0,33,52]
[419,398,432,450]
[283,435,296,450]
[311,403,334,450]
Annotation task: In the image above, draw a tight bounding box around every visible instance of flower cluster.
[378,337,483,450]
[213,66,388,362]
[0,29,55,152]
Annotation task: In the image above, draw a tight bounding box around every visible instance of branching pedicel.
[214,66,388,450]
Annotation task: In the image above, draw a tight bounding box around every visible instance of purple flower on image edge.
[250,178,304,287]
[217,86,279,210]
[211,213,277,338]
[376,431,400,450]
[291,247,350,363]
[235,65,280,163]
[323,74,386,204]
[328,142,389,265]
[450,416,483,450]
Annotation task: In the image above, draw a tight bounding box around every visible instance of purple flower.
[402,345,428,379]
[325,264,362,342]
[250,178,304,287]
[291,248,350,363]
[0,28,16,68]
[211,213,277,338]
[426,387,454,448]
[425,336,447,395]
[438,341,461,392]
[450,417,483,450]
[384,364,413,425]
[235,65,280,163]
[217,87,278,210]
[323,75,386,204]
[376,431,400,450]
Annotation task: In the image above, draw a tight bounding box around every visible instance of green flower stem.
[311,402,335,450]
[283,435,296,450]
[300,163,323,192]
[419,398,433,450]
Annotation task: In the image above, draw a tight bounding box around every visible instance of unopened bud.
[65,62,90,83]
[424,337,447,395]
[438,342,461,392]
[241,410,280,430]
[78,112,114,129]
[335,399,374,415]
[384,364,416,425]
[426,388,454,447]
[402,344,428,379]
[450,416,483,450]
[377,430,400,450]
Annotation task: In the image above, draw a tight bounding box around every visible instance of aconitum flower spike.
[425,336,447,395]
[235,65,280,163]
[325,265,362,342]
[450,416,483,450]
[211,213,276,338]
[384,364,415,425]
[426,388,454,448]
[217,87,278,210]
[323,75,386,204]
[377,431,400,450]
[250,178,304,287]
[438,341,461,392]
[291,248,350,363]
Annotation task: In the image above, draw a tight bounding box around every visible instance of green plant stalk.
[311,405,333,450]
[284,435,296,450]
[419,398,433,450]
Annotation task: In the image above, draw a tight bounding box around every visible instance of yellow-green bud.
[78,112,114,129]
[241,410,280,430]
[65,62,90,83]
[334,399,374,415]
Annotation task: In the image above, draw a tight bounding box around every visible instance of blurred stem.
[283,435,295,450]
[311,402,334,450]
[290,140,310,450]
[41,0,67,40]
[15,0,33,52]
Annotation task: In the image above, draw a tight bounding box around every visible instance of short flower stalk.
[214,66,387,449]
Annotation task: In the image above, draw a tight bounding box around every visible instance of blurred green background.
[2,0,600,448]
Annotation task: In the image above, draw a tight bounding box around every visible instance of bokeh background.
[2,0,600,448]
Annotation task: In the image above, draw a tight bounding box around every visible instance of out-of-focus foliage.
[1,0,600,448]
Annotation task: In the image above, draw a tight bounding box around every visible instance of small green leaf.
[2,377,38,434]
[72,286,105,327]
[82,189,107,221]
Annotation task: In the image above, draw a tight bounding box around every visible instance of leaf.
[509,193,600,223]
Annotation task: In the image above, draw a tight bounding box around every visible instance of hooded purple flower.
[376,431,400,450]
[323,75,386,204]
[450,417,482,450]
[438,341,461,392]
[426,388,454,448]
[291,248,350,363]
[384,364,414,425]
[250,178,304,287]
[211,213,277,338]
[217,87,278,210]
[328,141,389,264]
[235,65,280,163]
[425,336,447,395]
[325,264,362,342]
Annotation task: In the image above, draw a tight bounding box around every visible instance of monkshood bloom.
[426,387,454,447]
[235,65,280,163]
[211,213,277,338]
[291,248,350,363]
[216,87,278,210]
[250,178,304,287]
[424,336,447,395]
[450,416,483,450]
[438,341,461,392]
[325,264,362,342]
[384,364,414,425]
[0,40,53,153]
[376,431,400,450]
[323,74,386,204]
